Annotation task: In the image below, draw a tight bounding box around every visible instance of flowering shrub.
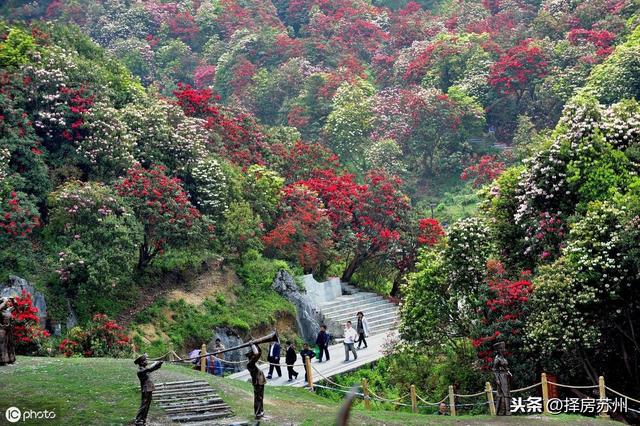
[188,156,228,218]
[364,139,405,176]
[47,180,141,320]
[488,38,548,101]
[59,314,130,358]
[471,260,532,370]
[0,190,40,241]
[115,163,203,268]
[461,155,505,187]
[124,99,208,172]
[11,290,50,355]
[263,185,334,272]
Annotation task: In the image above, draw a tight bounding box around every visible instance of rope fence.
[139,344,639,419]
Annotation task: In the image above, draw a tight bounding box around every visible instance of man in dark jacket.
[285,341,299,382]
[315,325,330,363]
[245,344,266,419]
[134,354,163,426]
[266,341,282,379]
[299,343,316,385]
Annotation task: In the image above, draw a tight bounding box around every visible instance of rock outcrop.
[271,270,323,343]
[0,276,47,326]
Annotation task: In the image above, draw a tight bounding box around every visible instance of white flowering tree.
[188,155,228,219]
[323,78,375,170]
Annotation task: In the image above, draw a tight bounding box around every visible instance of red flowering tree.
[488,38,548,103]
[263,185,334,273]
[11,290,50,355]
[115,163,204,268]
[471,259,532,370]
[460,155,506,187]
[0,191,40,241]
[173,83,221,119]
[299,169,412,281]
[271,140,341,183]
[390,217,445,296]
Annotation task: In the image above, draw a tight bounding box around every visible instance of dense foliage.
[1,0,639,415]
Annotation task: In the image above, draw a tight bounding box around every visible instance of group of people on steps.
[265,311,371,383]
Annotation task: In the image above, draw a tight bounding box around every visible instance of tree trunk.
[341,254,363,283]
[390,271,404,297]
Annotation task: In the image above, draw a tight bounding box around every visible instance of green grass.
[0,357,621,426]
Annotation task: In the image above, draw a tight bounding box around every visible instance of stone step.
[163,402,230,414]
[171,411,234,423]
[158,398,226,409]
[320,295,383,310]
[156,380,207,388]
[325,305,398,322]
[369,323,398,334]
[156,380,209,387]
[156,395,223,404]
[156,383,211,392]
[154,388,217,397]
[321,299,392,317]
[321,292,381,305]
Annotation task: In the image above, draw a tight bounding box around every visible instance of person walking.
[315,325,330,363]
[285,341,299,382]
[245,344,266,420]
[343,321,358,362]
[356,311,370,349]
[299,343,316,384]
[266,340,282,379]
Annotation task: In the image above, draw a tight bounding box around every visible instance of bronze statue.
[134,354,163,425]
[492,341,512,415]
[0,298,16,366]
[245,344,266,420]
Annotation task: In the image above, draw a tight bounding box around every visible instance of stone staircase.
[154,380,237,424]
[319,284,399,338]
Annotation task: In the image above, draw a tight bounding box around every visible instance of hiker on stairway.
[266,339,282,379]
[285,340,299,382]
[245,343,266,420]
[356,311,370,350]
[315,324,330,363]
[343,321,358,362]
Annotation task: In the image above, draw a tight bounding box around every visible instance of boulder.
[271,270,323,343]
[207,327,246,373]
[0,276,47,326]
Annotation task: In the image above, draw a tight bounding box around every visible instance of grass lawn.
[0,356,621,425]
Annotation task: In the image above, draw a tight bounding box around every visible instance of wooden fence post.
[448,385,456,417]
[305,356,314,391]
[598,376,609,418]
[486,382,496,416]
[200,343,207,373]
[410,385,417,414]
[131,342,137,357]
[541,373,549,415]
[362,379,371,410]
[168,343,174,362]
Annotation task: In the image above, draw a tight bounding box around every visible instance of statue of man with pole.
[134,354,163,425]
[245,343,266,420]
[493,341,512,415]
[0,297,16,366]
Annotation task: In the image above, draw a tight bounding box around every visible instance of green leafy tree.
[324,78,375,170]
[47,181,142,320]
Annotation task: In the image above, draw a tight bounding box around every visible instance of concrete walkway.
[228,331,398,387]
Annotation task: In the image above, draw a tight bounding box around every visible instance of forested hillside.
[1,0,639,420]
